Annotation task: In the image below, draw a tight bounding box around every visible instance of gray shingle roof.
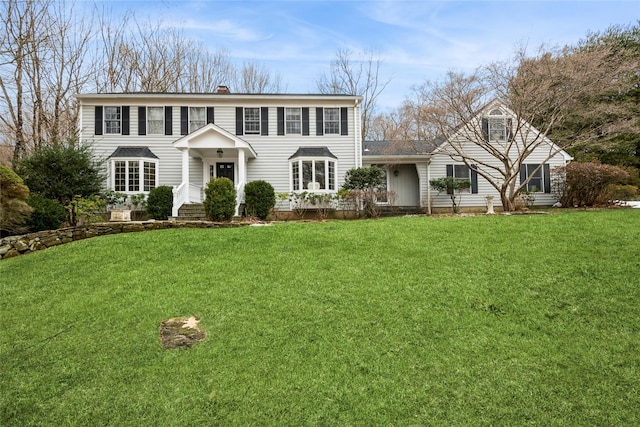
[108,146,159,159]
[362,140,437,156]
[288,146,337,159]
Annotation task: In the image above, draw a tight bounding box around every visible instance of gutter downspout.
[427,158,432,215]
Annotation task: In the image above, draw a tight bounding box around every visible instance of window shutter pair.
[446,164,478,194]
[315,107,349,136]
[276,107,310,136]
[180,106,214,135]
[482,117,514,142]
[94,106,129,135]
[520,164,551,193]
[137,106,174,135]
[236,107,270,136]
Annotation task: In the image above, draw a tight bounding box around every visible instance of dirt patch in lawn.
[159,316,206,349]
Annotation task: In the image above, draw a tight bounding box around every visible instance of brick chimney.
[216,85,230,94]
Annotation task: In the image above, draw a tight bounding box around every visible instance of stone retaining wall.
[0,221,246,260]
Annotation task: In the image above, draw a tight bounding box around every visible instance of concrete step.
[177,203,206,221]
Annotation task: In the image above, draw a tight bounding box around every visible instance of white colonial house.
[363,99,573,212]
[77,88,363,217]
[78,93,571,217]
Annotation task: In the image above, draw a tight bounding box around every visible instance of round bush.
[244,180,275,220]
[204,177,236,221]
[27,194,67,232]
[146,186,174,220]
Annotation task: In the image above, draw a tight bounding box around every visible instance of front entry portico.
[172,123,257,217]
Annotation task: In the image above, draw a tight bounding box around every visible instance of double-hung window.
[104,106,121,134]
[521,164,547,193]
[324,108,340,134]
[285,107,302,134]
[147,107,164,135]
[189,107,206,133]
[244,107,261,134]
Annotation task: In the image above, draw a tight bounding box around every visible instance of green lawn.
[1,210,639,426]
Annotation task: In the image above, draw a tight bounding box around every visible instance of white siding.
[78,94,360,209]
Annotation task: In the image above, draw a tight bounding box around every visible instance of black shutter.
[471,164,478,194]
[446,165,453,177]
[520,165,527,185]
[165,106,172,135]
[261,107,269,136]
[94,106,103,135]
[316,107,324,136]
[207,107,214,125]
[138,107,146,135]
[302,107,309,136]
[482,118,489,141]
[543,164,551,193]
[235,107,243,135]
[180,107,188,135]
[506,118,513,142]
[122,106,130,135]
[340,107,348,136]
[277,107,284,135]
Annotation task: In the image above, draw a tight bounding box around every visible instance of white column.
[182,148,189,187]
[235,148,246,217]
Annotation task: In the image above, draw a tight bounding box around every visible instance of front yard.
[1,210,639,425]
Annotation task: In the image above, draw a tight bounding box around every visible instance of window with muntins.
[286,107,302,134]
[291,159,336,191]
[105,106,121,134]
[113,159,158,193]
[245,107,260,134]
[147,107,164,135]
[324,108,340,134]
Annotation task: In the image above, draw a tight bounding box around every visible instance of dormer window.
[482,108,512,143]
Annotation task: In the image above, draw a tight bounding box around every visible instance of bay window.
[289,147,338,192]
[108,147,159,194]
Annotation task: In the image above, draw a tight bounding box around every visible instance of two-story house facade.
[77,89,363,216]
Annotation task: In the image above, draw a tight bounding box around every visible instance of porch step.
[177,203,207,221]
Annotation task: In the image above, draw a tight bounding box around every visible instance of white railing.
[172,182,188,217]
[189,183,203,203]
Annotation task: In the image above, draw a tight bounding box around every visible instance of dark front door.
[216,162,235,184]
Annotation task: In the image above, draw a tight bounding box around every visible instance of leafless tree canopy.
[0,1,286,167]
[316,48,390,141]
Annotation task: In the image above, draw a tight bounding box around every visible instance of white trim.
[110,157,159,194]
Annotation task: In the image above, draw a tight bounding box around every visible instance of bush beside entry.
[146,186,174,220]
[204,177,236,221]
[244,180,275,220]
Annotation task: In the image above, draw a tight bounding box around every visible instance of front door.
[216,162,235,184]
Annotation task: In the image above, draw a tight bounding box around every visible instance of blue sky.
[105,0,639,110]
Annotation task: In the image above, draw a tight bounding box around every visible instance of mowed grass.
[1,210,639,426]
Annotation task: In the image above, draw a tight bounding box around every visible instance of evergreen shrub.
[146,186,174,220]
[244,180,275,220]
[27,194,67,232]
[204,177,236,221]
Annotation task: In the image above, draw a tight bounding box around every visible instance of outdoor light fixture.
[217,148,223,158]
[394,168,400,177]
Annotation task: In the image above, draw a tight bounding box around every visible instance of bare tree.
[1,0,94,167]
[316,48,390,140]
[232,61,285,93]
[411,39,635,211]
